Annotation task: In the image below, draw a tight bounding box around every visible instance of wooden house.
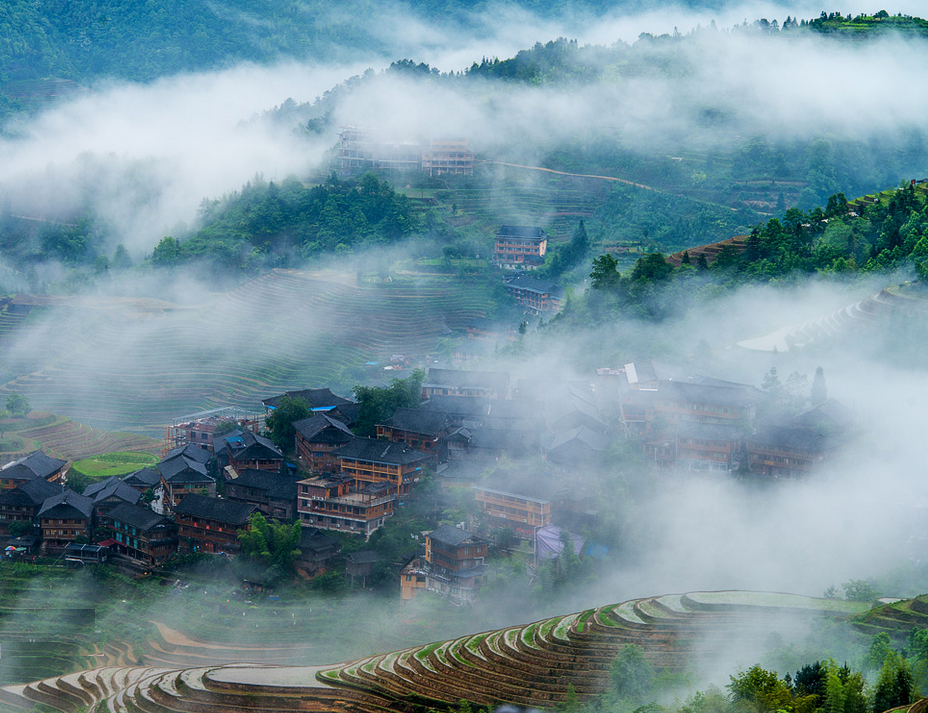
[226,468,300,522]
[297,477,396,538]
[37,489,93,553]
[107,502,178,567]
[84,477,142,521]
[0,478,60,535]
[0,451,67,490]
[331,438,429,495]
[122,467,163,494]
[376,407,454,459]
[173,494,256,554]
[344,550,382,587]
[293,414,355,473]
[420,368,511,400]
[474,485,552,536]
[295,527,341,578]
[158,445,216,507]
[224,432,284,473]
[420,525,488,605]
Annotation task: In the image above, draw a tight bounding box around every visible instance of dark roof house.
[173,494,257,526]
[37,489,94,520]
[293,414,355,445]
[0,451,67,484]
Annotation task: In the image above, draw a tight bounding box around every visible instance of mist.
[4,0,928,696]
[3,3,928,258]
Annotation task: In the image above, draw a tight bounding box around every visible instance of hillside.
[0,590,875,713]
[0,269,495,431]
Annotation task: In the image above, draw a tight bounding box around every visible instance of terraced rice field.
[0,590,873,713]
[0,414,160,466]
[434,175,611,243]
[0,270,494,430]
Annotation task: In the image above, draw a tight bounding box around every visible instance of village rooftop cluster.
[0,361,853,604]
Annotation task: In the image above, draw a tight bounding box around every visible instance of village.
[0,338,855,605]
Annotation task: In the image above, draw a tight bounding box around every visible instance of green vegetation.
[5,392,29,418]
[352,369,425,437]
[569,183,928,325]
[237,512,302,584]
[265,396,311,451]
[69,451,158,479]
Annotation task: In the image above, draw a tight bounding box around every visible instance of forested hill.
[2,4,927,119]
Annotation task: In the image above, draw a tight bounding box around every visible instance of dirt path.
[486,161,663,192]
[151,621,276,651]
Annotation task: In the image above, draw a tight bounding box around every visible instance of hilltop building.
[505,276,564,314]
[338,127,473,176]
[494,226,548,269]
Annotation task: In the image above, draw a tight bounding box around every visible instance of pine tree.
[811,366,827,406]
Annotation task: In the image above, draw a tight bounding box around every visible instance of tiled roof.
[0,478,61,507]
[108,502,175,532]
[292,414,354,443]
[0,450,67,481]
[332,438,430,466]
[173,494,256,525]
[428,524,486,547]
[37,489,93,519]
[381,408,451,436]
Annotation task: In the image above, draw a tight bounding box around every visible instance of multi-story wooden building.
[505,276,565,315]
[295,527,341,578]
[643,421,746,474]
[376,408,453,460]
[159,447,216,507]
[297,479,396,538]
[494,226,548,269]
[474,485,552,537]
[84,477,142,521]
[173,494,257,554]
[0,478,60,535]
[401,525,488,605]
[293,414,355,473]
[226,468,300,522]
[0,451,68,490]
[37,490,93,553]
[746,426,829,479]
[225,431,285,473]
[122,467,163,494]
[420,368,511,400]
[331,438,429,495]
[107,502,178,567]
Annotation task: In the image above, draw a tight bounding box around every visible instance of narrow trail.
[487,160,739,212]
[486,160,663,192]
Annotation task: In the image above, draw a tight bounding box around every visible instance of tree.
[610,643,654,705]
[113,244,133,270]
[352,369,425,437]
[151,236,181,266]
[5,392,30,418]
[590,253,622,291]
[141,488,156,505]
[811,366,827,406]
[66,471,92,494]
[8,519,34,537]
[265,396,311,450]
[728,665,792,713]
[842,579,880,602]
[237,512,302,582]
[873,653,913,713]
